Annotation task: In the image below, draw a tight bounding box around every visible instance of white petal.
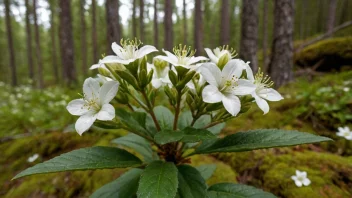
[232,79,256,95]
[162,49,179,63]
[111,42,123,55]
[291,176,297,180]
[222,94,241,116]
[101,55,120,63]
[99,81,119,104]
[303,178,311,186]
[75,112,97,135]
[97,104,115,120]
[200,63,222,87]
[154,55,178,66]
[187,56,209,65]
[294,180,303,187]
[254,95,270,114]
[202,85,223,103]
[66,99,89,116]
[151,79,163,88]
[258,88,284,101]
[245,62,254,81]
[221,59,246,80]
[83,78,100,100]
[137,45,158,59]
[90,63,101,70]
[205,48,219,63]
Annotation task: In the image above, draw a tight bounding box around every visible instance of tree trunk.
[339,0,349,25]
[299,0,306,39]
[33,0,44,88]
[220,0,230,45]
[326,0,337,35]
[269,0,294,88]
[132,0,137,38]
[194,0,203,55]
[25,0,34,81]
[92,0,98,63]
[140,0,144,41]
[4,0,17,86]
[80,0,87,76]
[239,0,259,73]
[164,0,173,50]
[183,0,187,44]
[106,0,120,54]
[154,0,159,48]
[262,0,268,71]
[49,0,59,83]
[59,0,76,84]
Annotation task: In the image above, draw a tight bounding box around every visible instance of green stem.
[141,90,161,131]
[173,91,182,130]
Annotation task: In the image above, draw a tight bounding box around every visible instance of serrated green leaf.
[207,183,276,198]
[116,108,154,137]
[154,130,184,145]
[177,165,207,198]
[137,161,178,198]
[13,146,142,179]
[154,106,174,130]
[195,164,217,181]
[112,133,154,162]
[90,168,143,198]
[154,127,216,145]
[196,129,332,154]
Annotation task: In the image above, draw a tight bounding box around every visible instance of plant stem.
[141,90,161,131]
[173,91,182,130]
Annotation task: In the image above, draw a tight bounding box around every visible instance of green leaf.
[137,161,178,198]
[196,129,332,154]
[116,108,154,137]
[154,127,216,145]
[207,123,226,135]
[154,130,184,145]
[195,164,217,181]
[90,168,143,198]
[178,112,225,135]
[13,146,142,179]
[207,183,276,198]
[154,106,174,130]
[193,115,211,128]
[112,133,155,162]
[177,165,207,198]
[178,111,193,130]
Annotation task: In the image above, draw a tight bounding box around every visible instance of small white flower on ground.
[336,126,352,140]
[27,154,39,163]
[204,46,237,65]
[66,78,119,135]
[155,45,208,70]
[147,61,172,89]
[291,170,311,187]
[245,63,283,114]
[343,87,350,92]
[200,60,256,116]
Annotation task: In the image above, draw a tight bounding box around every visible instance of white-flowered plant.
[291,170,311,187]
[204,46,237,66]
[27,154,39,163]
[15,41,330,198]
[336,126,352,140]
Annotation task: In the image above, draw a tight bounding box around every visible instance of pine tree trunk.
[132,0,137,38]
[140,0,145,41]
[49,0,59,83]
[33,0,44,88]
[164,0,173,50]
[326,0,337,35]
[106,0,120,54]
[80,0,87,76]
[183,0,187,44]
[262,0,268,71]
[220,0,230,45]
[269,0,294,88]
[239,0,259,72]
[59,0,76,84]
[194,0,203,55]
[92,0,98,63]
[154,0,159,48]
[25,0,34,81]
[4,0,17,86]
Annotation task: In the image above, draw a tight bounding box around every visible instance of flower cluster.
[67,39,283,135]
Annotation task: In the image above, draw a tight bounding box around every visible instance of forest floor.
[1,70,352,198]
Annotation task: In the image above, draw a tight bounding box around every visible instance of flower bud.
[218,53,230,70]
[98,67,111,76]
[105,63,126,71]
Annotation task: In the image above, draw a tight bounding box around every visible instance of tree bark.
[4,0,17,86]
[262,0,268,71]
[269,0,294,88]
[299,0,306,39]
[326,0,337,35]
[154,0,159,48]
[183,0,187,44]
[25,0,34,81]
[49,0,59,83]
[59,0,76,84]
[164,0,173,50]
[132,0,137,38]
[33,0,44,88]
[106,0,120,54]
[220,0,230,45]
[80,0,87,76]
[92,0,98,63]
[194,0,203,55]
[239,0,259,73]
[140,0,145,41]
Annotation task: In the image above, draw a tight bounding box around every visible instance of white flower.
[155,45,208,70]
[245,64,283,114]
[27,154,39,163]
[200,60,256,116]
[96,74,113,84]
[336,126,352,140]
[343,87,350,92]
[291,170,311,187]
[66,78,119,135]
[147,62,172,89]
[204,46,237,65]
[99,39,158,65]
